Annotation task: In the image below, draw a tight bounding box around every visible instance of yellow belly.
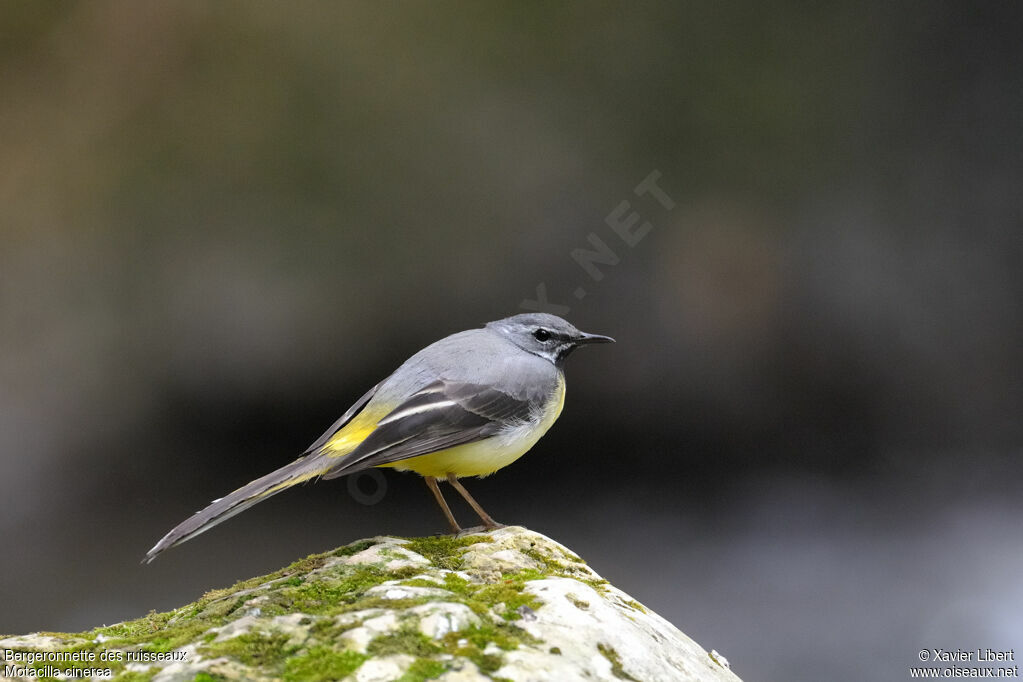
[382,375,566,478]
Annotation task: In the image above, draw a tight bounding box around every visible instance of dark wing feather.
[320,380,534,479]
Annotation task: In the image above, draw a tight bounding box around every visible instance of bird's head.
[486,313,615,366]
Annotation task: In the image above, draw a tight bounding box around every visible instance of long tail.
[143,453,331,563]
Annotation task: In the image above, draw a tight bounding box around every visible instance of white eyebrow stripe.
[377,399,458,425]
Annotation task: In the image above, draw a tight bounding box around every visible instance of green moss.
[621,598,647,613]
[191,673,228,682]
[524,541,588,574]
[279,553,330,578]
[5,530,628,681]
[389,565,427,580]
[440,572,472,594]
[401,534,493,570]
[198,551,330,604]
[445,624,523,652]
[245,563,430,618]
[436,622,538,675]
[396,657,447,681]
[522,546,567,574]
[90,550,352,654]
[385,566,545,623]
[598,642,639,681]
[139,618,221,652]
[522,542,610,595]
[549,646,562,655]
[193,595,247,622]
[200,631,296,668]
[333,539,376,557]
[307,615,364,641]
[281,646,367,682]
[407,568,541,621]
[581,577,611,594]
[13,541,399,676]
[367,625,442,658]
[557,547,588,565]
[472,568,545,620]
[326,595,431,618]
[399,578,445,589]
[96,610,169,642]
[276,565,387,612]
[379,546,419,563]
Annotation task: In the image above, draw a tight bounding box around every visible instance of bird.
[144,313,614,563]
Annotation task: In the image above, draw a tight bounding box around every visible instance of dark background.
[2,3,1021,681]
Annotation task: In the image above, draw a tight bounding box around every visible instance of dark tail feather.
[143,454,328,563]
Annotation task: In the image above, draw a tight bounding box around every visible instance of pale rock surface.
[0,526,741,681]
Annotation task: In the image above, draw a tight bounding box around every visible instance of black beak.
[575,331,616,345]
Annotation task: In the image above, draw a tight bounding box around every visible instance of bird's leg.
[446,472,505,530]
[424,476,462,534]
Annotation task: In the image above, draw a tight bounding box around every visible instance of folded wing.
[320,380,534,479]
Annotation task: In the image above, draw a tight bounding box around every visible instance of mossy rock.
[0,527,741,681]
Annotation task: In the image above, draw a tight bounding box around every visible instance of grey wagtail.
[144,313,613,562]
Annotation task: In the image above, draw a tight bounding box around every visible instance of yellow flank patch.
[322,404,395,458]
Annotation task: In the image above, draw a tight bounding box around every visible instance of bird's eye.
[533,328,551,342]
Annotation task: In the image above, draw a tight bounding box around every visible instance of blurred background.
[2,2,1021,680]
